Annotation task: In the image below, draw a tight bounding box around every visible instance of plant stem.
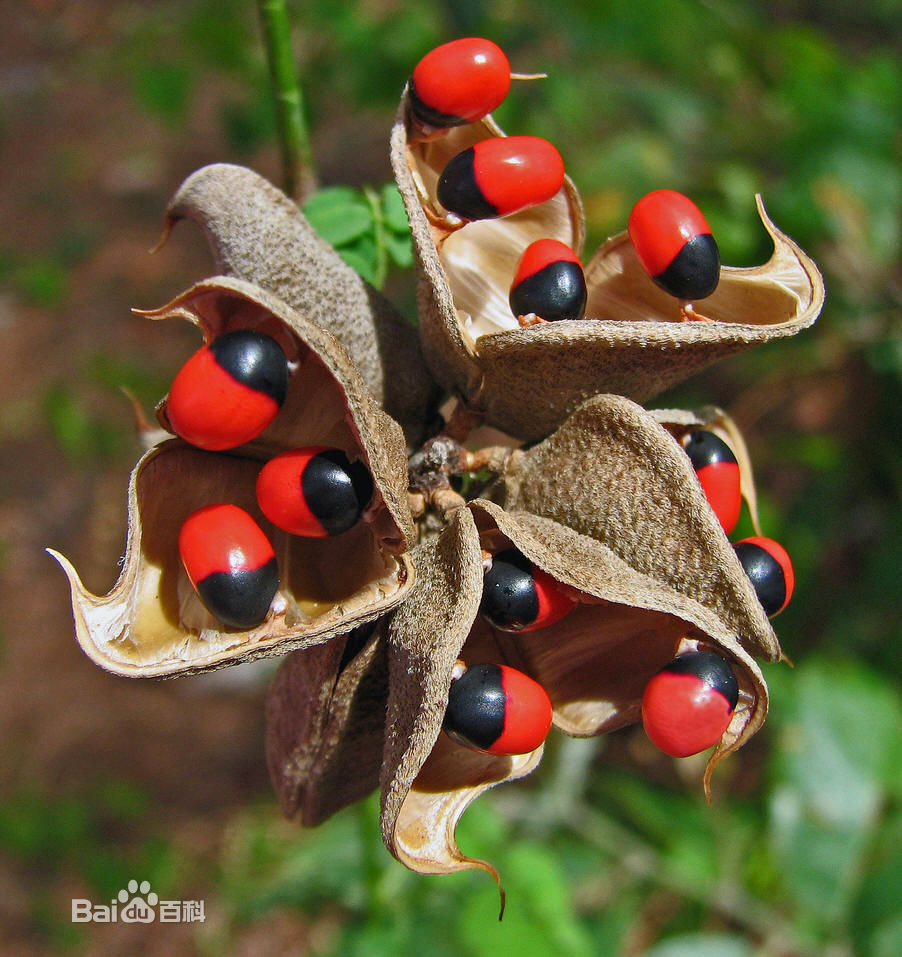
[256,0,316,202]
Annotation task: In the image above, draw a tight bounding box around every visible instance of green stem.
[256,0,316,202]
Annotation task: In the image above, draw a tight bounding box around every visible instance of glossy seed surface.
[509,239,587,322]
[444,663,552,755]
[167,329,289,450]
[642,650,738,757]
[437,136,565,221]
[256,446,374,538]
[734,536,794,616]
[480,547,576,632]
[178,503,278,629]
[628,189,720,300]
[682,430,741,534]
[409,37,511,128]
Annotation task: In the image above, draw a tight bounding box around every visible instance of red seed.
[256,447,373,538]
[642,651,738,757]
[509,239,587,322]
[437,136,565,220]
[167,330,288,451]
[444,663,552,755]
[410,38,511,128]
[681,431,741,534]
[733,536,794,616]
[628,190,720,300]
[178,504,278,629]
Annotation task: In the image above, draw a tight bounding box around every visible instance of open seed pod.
[49,277,414,677]
[380,500,768,895]
[500,394,780,660]
[393,89,824,441]
[163,163,439,444]
[267,621,389,824]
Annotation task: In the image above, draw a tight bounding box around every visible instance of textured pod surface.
[379,500,769,888]
[393,86,824,440]
[501,394,780,660]
[49,278,415,677]
[164,163,439,444]
[266,622,389,825]
[381,506,539,889]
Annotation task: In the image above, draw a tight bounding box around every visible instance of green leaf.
[337,238,380,286]
[871,914,902,957]
[851,823,902,957]
[775,658,902,823]
[384,229,413,269]
[380,183,410,233]
[16,259,67,307]
[303,186,374,248]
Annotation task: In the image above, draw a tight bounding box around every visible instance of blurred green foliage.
[302,183,413,287]
[12,0,899,953]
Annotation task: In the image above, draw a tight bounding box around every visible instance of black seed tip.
[510,261,587,322]
[683,430,737,469]
[734,541,787,616]
[444,663,506,751]
[480,549,539,632]
[196,557,279,630]
[210,330,289,406]
[302,450,374,537]
[437,148,498,220]
[663,650,739,710]
[653,232,720,300]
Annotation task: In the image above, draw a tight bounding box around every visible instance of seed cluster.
[52,35,823,899]
[405,37,794,763]
[167,330,377,630]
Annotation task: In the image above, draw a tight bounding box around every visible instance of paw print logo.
[119,879,157,923]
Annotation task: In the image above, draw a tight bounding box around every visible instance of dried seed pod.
[267,622,389,824]
[379,500,769,892]
[163,163,439,444]
[500,394,780,660]
[393,89,824,441]
[49,277,414,677]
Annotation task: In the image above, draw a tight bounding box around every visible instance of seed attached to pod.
[437,136,565,221]
[178,504,279,629]
[480,547,576,632]
[167,329,289,451]
[444,663,553,755]
[733,536,794,617]
[642,650,739,757]
[681,430,741,534]
[256,446,374,538]
[628,189,720,301]
[509,239,587,322]
[409,37,511,129]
